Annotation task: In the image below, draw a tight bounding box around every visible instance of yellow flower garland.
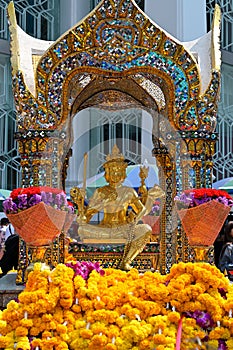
[0,261,233,349]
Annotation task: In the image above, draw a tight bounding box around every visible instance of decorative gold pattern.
[192,245,212,262]
[7,1,220,132]
[6,0,222,273]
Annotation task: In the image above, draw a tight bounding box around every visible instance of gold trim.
[7,1,20,75]
[32,55,42,77]
[211,4,221,71]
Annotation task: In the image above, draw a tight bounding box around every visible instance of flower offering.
[175,188,233,248]
[142,201,161,239]
[3,186,74,214]
[2,187,75,247]
[148,200,160,216]
[0,262,233,349]
[175,188,233,210]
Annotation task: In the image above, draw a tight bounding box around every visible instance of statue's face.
[105,163,126,185]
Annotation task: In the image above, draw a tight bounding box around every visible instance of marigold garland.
[0,261,233,349]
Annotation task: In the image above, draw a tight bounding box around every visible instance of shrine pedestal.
[0,273,24,310]
[69,242,160,272]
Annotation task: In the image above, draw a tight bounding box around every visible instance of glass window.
[206,0,233,52]
[0,0,59,41]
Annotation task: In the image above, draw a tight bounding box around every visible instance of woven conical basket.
[7,202,68,246]
[177,200,230,246]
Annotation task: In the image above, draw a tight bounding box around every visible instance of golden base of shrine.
[192,245,212,263]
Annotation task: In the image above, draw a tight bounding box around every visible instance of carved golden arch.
[67,72,165,115]
[7,0,221,272]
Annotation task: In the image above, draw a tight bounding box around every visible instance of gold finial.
[105,144,124,162]
[139,165,149,180]
[103,144,127,169]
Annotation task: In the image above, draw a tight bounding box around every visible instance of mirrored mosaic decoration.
[0,0,59,191]
[7,0,221,274]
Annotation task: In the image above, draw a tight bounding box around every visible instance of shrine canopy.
[7,0,221,133]
[6,0,221,191]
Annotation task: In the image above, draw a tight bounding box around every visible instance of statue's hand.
[127,211,136,223]
[148,185,165,199]
[98,186,117,201]
[143,185,165,216]
[70,187,85,204]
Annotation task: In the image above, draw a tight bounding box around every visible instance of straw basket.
[7,202,76,278]
[7,202,67,246]
[177,200,230,247]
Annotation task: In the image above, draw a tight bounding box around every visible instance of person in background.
[0,227,5,260]
[0,217,15,240]
[0,217,19,278]
[218,221,233,281]
[0,217,10,260]
[214,212,233,267]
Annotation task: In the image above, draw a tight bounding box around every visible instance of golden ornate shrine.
[7,0,221,277]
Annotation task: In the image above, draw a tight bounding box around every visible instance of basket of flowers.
[3,186,75,247]
[175,188,233,247]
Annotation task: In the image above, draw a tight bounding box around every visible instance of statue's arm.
[137,184,148,205]
[70,187,86,215]
[144,185,165,216]
[84,188,105,222]
[85,207,99,223]
[129,186,165,222]
[128,191,147,223]
[70,187,102,223]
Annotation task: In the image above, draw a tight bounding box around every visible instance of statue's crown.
[105,144,124,162]
[104,144,127,169]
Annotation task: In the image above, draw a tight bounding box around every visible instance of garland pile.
[1,262,233,349]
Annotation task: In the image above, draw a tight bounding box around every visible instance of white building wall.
[60,0,90,34]
[145,0,206,41]
[60,0,92,189]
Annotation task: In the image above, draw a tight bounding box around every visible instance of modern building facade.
[0,0,232,192]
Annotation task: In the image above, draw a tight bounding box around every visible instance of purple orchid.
[151,204,160,215]
[41,191,53,205]
[175,188,233,209]
[185,310,214,330]
[28,194,42,207]
[67,205,75,214]
[66,261,105,280]
[3,198,18,213]
[17,194,29,210]
[174,193,193,208]
[54,193,67,209]
[218,339,227,350]
[149,201,161,216]
[3,187,74,214]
